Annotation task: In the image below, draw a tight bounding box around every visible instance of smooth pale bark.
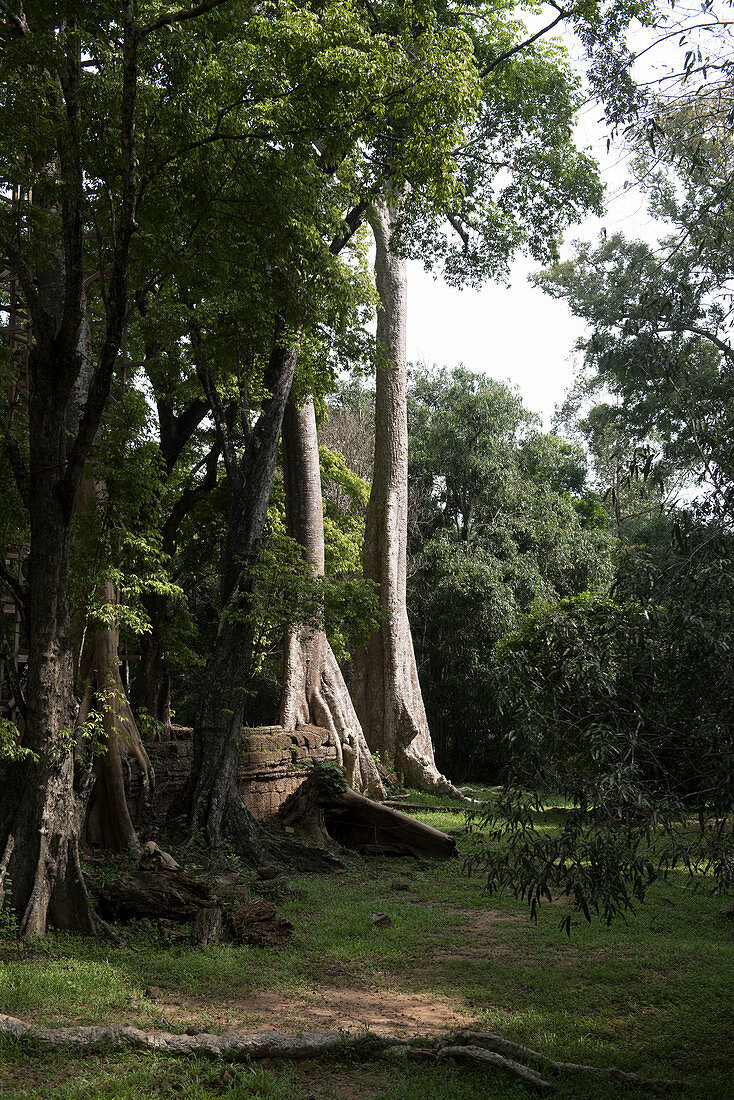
[350,201,456,794]
[187,331,301,861]
[279,397,383,797]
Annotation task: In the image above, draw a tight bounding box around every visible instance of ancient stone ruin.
[125,724,339,826]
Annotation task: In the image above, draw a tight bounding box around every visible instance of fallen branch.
[0,1015,398,1060]
[0,1016,689,1092]
[439,1045,554,1093]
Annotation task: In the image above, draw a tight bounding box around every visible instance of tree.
[350,199,457,791]
[468,87,734,923]
[406,366,612,779]
[0,0,313,930]
[0,0,152,932]
[178,0,480,851]
[350,0,619,789]
[280,395,383,795]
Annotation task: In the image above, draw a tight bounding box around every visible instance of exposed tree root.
[0,1017,688,1093]
[449,1030,689,1092]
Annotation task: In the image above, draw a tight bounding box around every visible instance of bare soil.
[137,906,521,1036]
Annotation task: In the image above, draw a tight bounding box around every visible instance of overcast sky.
[405,12,685,427]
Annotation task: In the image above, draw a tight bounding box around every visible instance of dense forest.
[0,0,732,957]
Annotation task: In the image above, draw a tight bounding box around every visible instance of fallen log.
[0,1015,391,1060]
[279,776,457,859]
[324,787,458,858]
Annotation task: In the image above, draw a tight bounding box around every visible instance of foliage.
[540,91,734,530]
[407,366,613,779]
[308,760,348,798]
[0,719,37,765]
[470,546,734,925]
[237,530,380,690]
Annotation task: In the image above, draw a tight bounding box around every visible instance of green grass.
[0,795,732,1098]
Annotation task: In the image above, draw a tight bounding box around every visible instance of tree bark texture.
[0,1017,686,1092]
[69,478,154,854]
[129,598,172,739]
[280,397,383,797]
[187,331,302,862]
[0,262,115,934]
[350,201,455,794]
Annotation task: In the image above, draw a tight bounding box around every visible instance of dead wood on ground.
[0,1017,688,1094]
[279,775,457,859]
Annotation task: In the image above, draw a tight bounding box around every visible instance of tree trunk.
[350,200,456,795]
[279,397,383,798]
[0,372,99,935]
[77,564,154,852]
[130,594,172,739]
[187,331,301,862]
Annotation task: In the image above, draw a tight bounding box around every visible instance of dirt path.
[140,908,525,1037]
[143,983,476,1037]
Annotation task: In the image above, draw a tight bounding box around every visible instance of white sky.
[406,10,691,427]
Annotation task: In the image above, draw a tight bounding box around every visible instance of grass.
[0,791,732,1098]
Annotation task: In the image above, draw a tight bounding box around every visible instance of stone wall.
[125,724,338,825]
[239,724,338,818]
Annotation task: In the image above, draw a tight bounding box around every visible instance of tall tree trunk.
[75,476,154,852]
[350,200,456,794]
[186,330,301,861]
[280,396,383,798]
[0,356,99,935]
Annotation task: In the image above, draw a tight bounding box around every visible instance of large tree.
[0,0,201,933]
[349,0,623,789]
[350,199,457,791]
[280,395,383,795]
[0,0,294,931]
[181,0,483,851]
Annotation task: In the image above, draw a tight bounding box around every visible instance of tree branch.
[330,200,369,255]
[650,323,734,363]
[161,439,221,553]
[60,0,139,515]
[197,362,240,488]
[158,397,210,474]
[446,211,470,249]
[0,0,30,36]
[140,0,231,37]
[480,9,568,78]
[0,227,42,336]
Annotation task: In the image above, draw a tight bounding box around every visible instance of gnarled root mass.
[0,1018,687,1094]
